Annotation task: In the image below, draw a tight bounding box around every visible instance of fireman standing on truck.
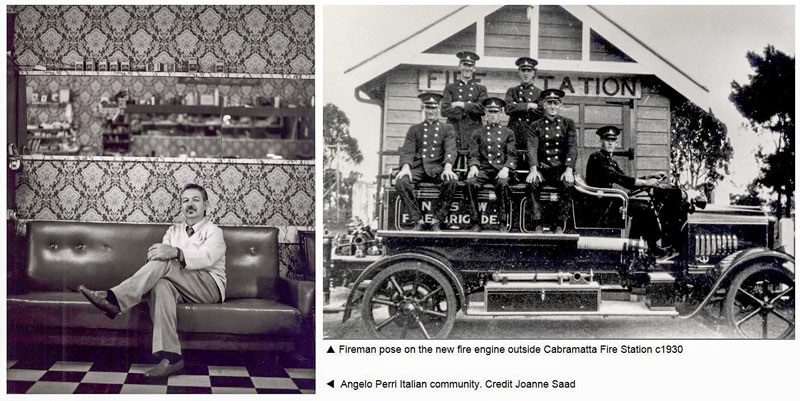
[465,97,518,233]
[395,92,459,231]
[440,51,488,164]
[504,57,543,170]
[525,89,577,234]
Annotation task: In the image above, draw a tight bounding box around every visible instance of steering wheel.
[627,173,668,197]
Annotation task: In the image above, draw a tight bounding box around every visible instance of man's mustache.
[185,206,196,212]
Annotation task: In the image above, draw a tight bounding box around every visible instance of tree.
[730,182,766,207]
[323,103,363,168]
[669,100,732,190]
[323,103,363,222]
[730,45,795,218]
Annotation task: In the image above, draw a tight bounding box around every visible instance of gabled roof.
[345,5,709,110]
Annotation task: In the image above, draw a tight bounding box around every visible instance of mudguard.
[342,253,467,322]
[681,247,794,318]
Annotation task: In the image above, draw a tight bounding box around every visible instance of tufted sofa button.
[249,247,257,255]
[103,244,111,251]
[77,244,86,251]
[49,243,57,250]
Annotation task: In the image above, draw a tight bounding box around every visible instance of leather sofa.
[7,221,314,353]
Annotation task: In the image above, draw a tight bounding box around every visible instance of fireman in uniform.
[586,125,667,255]
[525,89,577,233]
[464,97,517,232]
[441,51,489,160]
[504,57,543,167]
[395,92,458,231]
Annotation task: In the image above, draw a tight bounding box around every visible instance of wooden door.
[564,98,633,181]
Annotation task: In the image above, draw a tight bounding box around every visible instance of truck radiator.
[695,234,738,259]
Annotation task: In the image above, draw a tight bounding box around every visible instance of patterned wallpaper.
[25,74,314,155]
[11,5,314,75]
[14,156,315,275]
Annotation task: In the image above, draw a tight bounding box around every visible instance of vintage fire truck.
[328,176,794,339]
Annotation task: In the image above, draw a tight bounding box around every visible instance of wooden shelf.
[126,104,312,118]
[27,127,72,133]
[29,135,74,140]
[28,102,69,107]
[19,70,314,80]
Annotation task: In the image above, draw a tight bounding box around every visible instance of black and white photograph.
[322,5,794,340]
[5,4,315,394]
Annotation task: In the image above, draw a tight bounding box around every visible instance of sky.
[323,5,795,204]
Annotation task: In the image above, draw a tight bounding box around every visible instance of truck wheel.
[361,261,457,339]
[724,264,795,339]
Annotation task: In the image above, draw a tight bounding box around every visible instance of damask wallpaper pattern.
[25,74,314,153]
[11,5,314,75]
[15,156,314,275]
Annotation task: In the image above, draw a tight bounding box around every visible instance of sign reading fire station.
[419,70,642,99]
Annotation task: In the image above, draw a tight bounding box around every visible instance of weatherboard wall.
[380,66,672,180]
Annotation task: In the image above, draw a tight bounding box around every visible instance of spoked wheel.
[724,264,795,339]
[361,262,457,339]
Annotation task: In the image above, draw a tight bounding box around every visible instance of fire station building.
[344,5,710,188]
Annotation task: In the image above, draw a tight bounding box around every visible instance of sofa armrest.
[278,277,315,317]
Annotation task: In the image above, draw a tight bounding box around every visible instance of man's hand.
[441,163,458,181]
[561,167,574,185]
[451,101,466,109]
[527,102,538,111]
[498,167,509,180]
[643,178,659,187]
[148,244,178,261]
[526,169,543,184]
[467,165,479,179]
[396,164,412,182]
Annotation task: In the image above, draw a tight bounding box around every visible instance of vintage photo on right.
[322,5,794,340]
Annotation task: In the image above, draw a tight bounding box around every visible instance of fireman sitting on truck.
[395,92,459,231]
[585,125,668,256]
[464,97,517,232]
[525,89,577,234]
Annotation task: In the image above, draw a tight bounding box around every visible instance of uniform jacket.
[441,79,488,150]
[585,149,636,189]
[163,218,227,301]
[468,123,518,171]
[526,116,577,170]
[504,83,543,147]
[399,120,457,177]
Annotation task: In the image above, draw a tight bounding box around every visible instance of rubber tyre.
[723,263,795,339]
[361,261,457,339]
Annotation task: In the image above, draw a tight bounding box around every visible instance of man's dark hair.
[182,183,208,201]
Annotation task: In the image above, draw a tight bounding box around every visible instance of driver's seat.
[572,175,629,231]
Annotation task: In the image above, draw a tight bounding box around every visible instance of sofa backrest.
[25,221,279,300]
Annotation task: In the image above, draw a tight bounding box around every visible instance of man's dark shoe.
[430,219,442,232]
[78,285,120,319]
[144,358,184,378]
[411,220,425,231]
[470,224,482,232]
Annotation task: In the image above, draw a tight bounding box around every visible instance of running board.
[465,299,678,316]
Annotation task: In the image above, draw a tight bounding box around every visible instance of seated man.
[465,97,517,232]
[395,92,458,231]
[586,125,666,255]
[78,183,226,378]
[525,89,576,233]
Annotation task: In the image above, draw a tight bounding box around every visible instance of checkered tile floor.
[7,345,314,394]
